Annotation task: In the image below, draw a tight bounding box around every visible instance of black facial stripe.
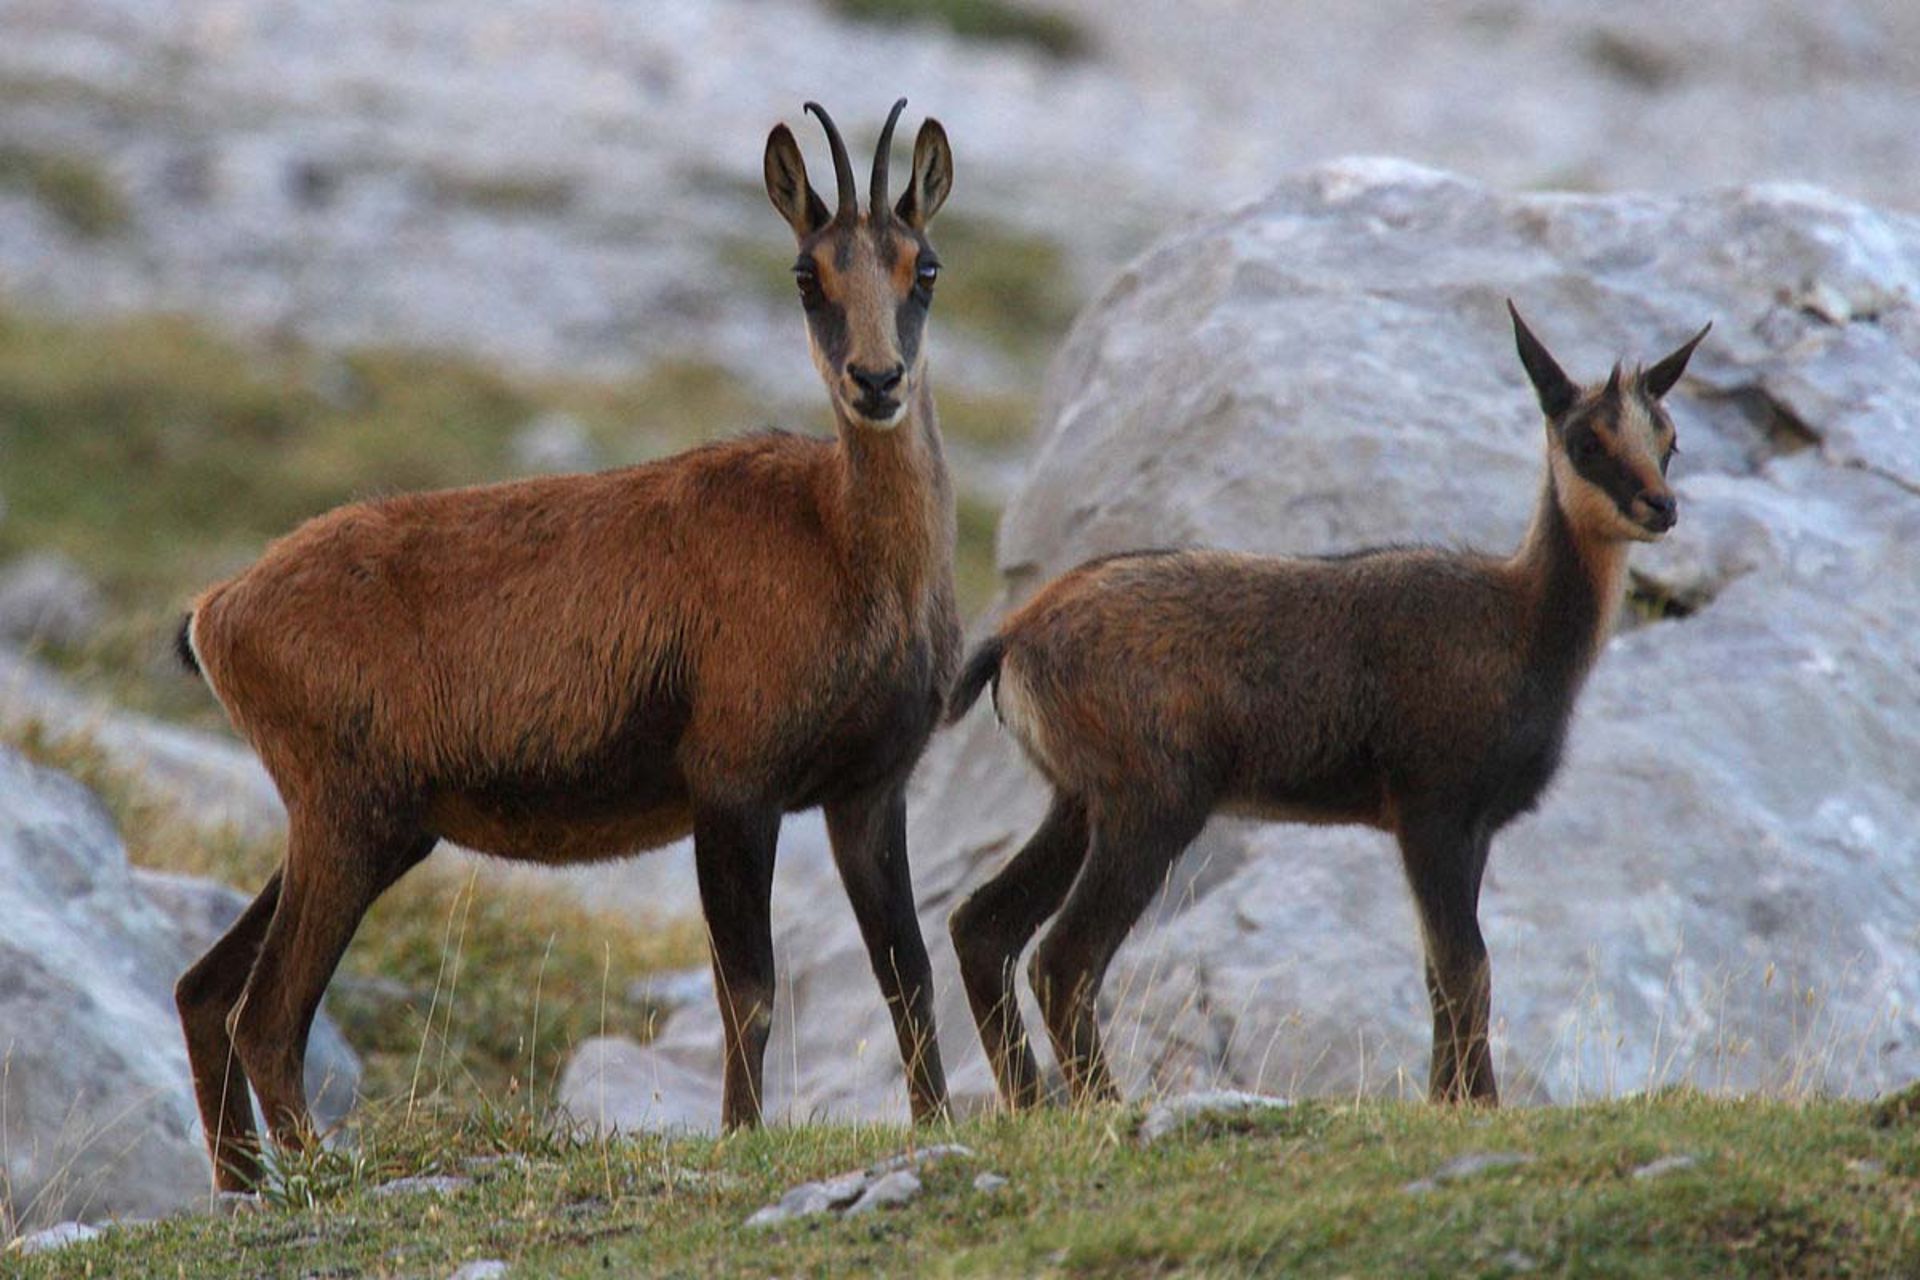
[808,297,850,370]
[896,293,928,371]
[1566,421,1651,508]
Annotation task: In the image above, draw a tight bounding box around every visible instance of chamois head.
[764,99,953,430]
[1509,301,1710,542]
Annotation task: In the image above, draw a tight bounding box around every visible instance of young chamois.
[174,99,962,1190]
[947,304,1709,1110]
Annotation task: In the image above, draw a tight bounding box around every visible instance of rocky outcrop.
[0,746,358,1233]
[588,163,1920,1125]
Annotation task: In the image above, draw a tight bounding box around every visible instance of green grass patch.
[4,719,706,1108]
[0,145,129,237]
[828,0,1090,58]
[15,1093,1917,1275]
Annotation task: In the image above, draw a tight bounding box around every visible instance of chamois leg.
[824,784,949,1123]
[176,869,282,1191]
[949,791,1090,1111]
[1397,811,1497,1105]
[693,803,781,1130]
[230,818,433,1152]
[1030,798,1208,1106]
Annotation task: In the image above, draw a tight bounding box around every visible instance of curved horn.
[804,101,857,220]
[869,97,908,224]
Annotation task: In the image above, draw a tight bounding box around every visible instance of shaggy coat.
[948,304,1708,1110]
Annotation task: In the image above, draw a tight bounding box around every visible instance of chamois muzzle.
[1634,490,1678,535]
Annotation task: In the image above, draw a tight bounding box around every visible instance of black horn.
[870,97,908,224]
[805,101,858,220]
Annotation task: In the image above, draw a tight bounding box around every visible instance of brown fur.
[175,100,960,1191]
[948,304,1709,1111]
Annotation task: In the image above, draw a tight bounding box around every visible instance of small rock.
[449,1261,511,1280]
[973,1172,1009,1193]
[744,1169,870,1228]
[1139,1090,1292,1144]
[462,1153,528,1175]
[1495,1249,1539,1273]
[511,410,600,474]
[1403,1151,1535,1194]
[15,1221,103,1254]
[0,552,106,648]
[369,1174,472,1199]
[1845,1157,1885,1180]
[1631,1154,1698,1180]
[845,1170,921,1216]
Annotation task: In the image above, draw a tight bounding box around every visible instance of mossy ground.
[13,1094,1917,1277]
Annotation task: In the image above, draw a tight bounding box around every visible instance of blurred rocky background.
[1,0,1916,1234]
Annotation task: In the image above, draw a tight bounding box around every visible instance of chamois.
[947,304,1709,1110]
[174,99,962,1190]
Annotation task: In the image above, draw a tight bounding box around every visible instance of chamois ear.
[1643,321,1712,400]
[894,118,953,230]
[765,123,831,239]
[1507,300,1579,419]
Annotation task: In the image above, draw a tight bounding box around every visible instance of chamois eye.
[793,267,821,301]
[916,262,939,291]
[1573,434,1603,463]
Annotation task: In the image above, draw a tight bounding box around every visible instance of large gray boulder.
[592,162,1920,1124]
[0,747,357,1233]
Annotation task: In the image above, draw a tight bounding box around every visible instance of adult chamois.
[947,304,1708,1110]
[175,99,961,1190]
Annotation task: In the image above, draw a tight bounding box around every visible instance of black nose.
[848,363,904,398]
[1640,491,1678,530]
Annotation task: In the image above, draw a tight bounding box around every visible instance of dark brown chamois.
[947,304,1709,1110]
[174,99,961,1190]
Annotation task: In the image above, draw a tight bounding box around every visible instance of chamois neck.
[1509,473,1631,687]
[829,380,952,603]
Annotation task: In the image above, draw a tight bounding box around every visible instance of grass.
[0,145,130,238]
[829,0,1090,59]
[0,305,1015,724]
[11,1093,1917,1275]
[4,719,706,1107]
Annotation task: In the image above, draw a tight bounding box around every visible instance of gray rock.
[627,166,1920,1123]
[1139,1091,1291,1144]
[557,1036,720,1136]
[368,1174,472,1199]
[1404,1152,1536,1194]
[973,1172,1009,1193]
[449,1263,511,1280]
[1631,1154,1699,1180]
[744,1169,869,1228]
[13,1220,103,1255]
[0,746,231,1229]
[0,554,105,650]
[845,1170,921,1216]
[0,747,357,1231]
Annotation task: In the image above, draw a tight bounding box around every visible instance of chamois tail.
[174,612,201,677]
[945,635,1005,725]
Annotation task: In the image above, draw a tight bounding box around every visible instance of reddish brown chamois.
[174,99,961,1190]
[947,304,1709,1110]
